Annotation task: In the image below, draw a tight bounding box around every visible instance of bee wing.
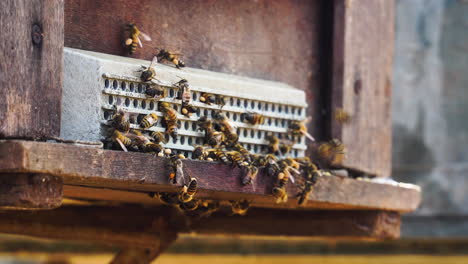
[115,138,129,152]
[136,36,143,48]
[140,32,152,41]
[148,56,158,68]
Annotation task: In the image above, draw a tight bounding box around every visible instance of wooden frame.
[0,0,417,262]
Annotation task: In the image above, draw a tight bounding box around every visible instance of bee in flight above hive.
[334,108,352,124]
[124,23,151,54]
[156,49,185,69]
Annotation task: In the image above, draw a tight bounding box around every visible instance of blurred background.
[0,0,467,263]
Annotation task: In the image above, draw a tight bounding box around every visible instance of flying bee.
[158,192,180,206]
[288,117,315,142]
[140,113,159,128]
[179,177,198,203]
[318,139,346,165]
[181,104,197,118]
[192,146,207,160]
[199,92,216,105]
[169,155,185,185]
[213,112,238,144]
[334,108,352,124]
[150,131,167,144]
[124,23,151,54]
[265,135,280,154]
[111,130,133,152]
[137,56,158,83]
[145,85,167,100]
[230,200,250,216]
[111,109,131,132]
[241,166,258,185]
[156,49,185,69]
[242,112,265,126]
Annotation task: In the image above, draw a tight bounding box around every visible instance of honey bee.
[279,143,293,155]
[230,200,250,216]
[145,85,167,100]
[242,112,265,126]
[124,23,151,54]
[197,116,224,147]
[150,131,167,144]
[111,130,133,152]
[265,135,280,154]
[334,108,352,124]
[138,56,158,82]
[213,112,238,144]
[215,95,226,108]
[181,104,197,118]
[180,199,199,211]
[140,113,159,128]
[195,200,220,218]
[158,192,179,205]
[159,102,179,139]
[111,109,130,132]
[169,155,184,185]
[272,172,289,203]
[318,139,346,165]
[174,79,191,104]
[132,130,164,153]
[297,170,320,206]
[232,143,251,163]
[264,154,279,177]
[241,166,258,185]
[192,146,207,160]
[199,92,216,105]
[288,118,315,142]
[226,151,246,168]
[156,49,185,69]
[215,148,230,164]
[179,177,198,203]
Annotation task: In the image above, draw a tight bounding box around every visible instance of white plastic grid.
[100,75,307,158]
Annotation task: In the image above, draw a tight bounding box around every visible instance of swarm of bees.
[111,23,351,216]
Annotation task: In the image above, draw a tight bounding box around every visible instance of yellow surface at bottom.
[6,254,467,264]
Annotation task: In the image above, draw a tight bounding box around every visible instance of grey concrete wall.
[393,0,468,237]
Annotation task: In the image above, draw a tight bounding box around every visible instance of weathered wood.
[64,0,326,138]
[194,209,400,240]
[330,0,394,177]
[0,205,401,241]
[0,0,63,139]
[0,141,421,212]
[0,173,62,210]
[0,205,181,247]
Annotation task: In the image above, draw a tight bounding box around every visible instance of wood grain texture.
[331,0,394,177]
[64,0,326,138]
[0,141,421,212]
[0,0,63,139]
[0,173,62,209]
[0,205,401,242]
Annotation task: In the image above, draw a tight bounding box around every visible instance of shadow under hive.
[62,48,307,158]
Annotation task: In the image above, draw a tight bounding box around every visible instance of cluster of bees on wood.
[108,24,352,216]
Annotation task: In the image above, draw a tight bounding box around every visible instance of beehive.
[62,48,307,158]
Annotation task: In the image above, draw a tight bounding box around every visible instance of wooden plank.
[64,0,327,138]
[330,0,394,177]
[0,173,62,210]
[0,205,401,241]
[0,141,421,212]
[0,0,63,139]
